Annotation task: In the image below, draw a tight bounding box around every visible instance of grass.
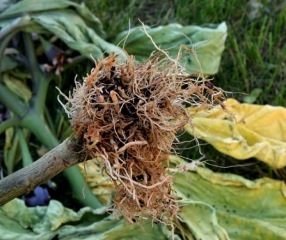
[73,0,286,180]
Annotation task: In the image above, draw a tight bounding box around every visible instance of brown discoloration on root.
[60,48,226,227]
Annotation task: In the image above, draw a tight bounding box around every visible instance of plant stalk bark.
[0,137,84,206]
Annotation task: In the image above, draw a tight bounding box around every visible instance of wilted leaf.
[0,0,71,17]
[2,73,32,102]
[0,0,126,61]
[0,198,175,240]
[0,0,105,37]
[246,0,263,20]
[4,127,21,174]
[186,99,286,168]
[0,0,14,13]
[78,160,115,206]
[31,9,127,61]
[4,125,13,149]
[171,157,286,240]
[115,22,227,75]
[0,55,18,71]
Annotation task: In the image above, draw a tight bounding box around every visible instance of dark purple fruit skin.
[22,184,51,207]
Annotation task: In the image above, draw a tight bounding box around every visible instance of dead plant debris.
[58,46,226,229]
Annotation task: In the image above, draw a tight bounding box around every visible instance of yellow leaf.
[3,74,32,102]
[186,99,286,168]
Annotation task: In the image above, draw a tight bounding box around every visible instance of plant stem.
[0,137,82,206]
[0,29,102,209]
[0,90,102,207]
[0,31,20,80]
[23,32,50,115]
[0,118,21,134]
[22,109,58,148]
[21,110,102,208]
[0,84,28,117]
[17,127,33,167]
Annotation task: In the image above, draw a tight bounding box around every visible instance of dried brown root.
[59,46,226,229]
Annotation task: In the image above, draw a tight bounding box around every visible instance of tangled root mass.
[59,49,226,226]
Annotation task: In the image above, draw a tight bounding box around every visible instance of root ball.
[60,49,226,226]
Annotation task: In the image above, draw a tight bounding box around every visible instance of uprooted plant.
[57,45,227,228]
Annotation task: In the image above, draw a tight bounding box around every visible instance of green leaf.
[115,22,227,75]
[243,88,263,103]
